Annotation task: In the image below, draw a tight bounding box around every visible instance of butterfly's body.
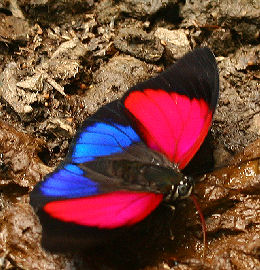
[30,48,219,251]
[79,153,192,198]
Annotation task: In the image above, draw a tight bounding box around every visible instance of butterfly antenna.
[190,194,207,258]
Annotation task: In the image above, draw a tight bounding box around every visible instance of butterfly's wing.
[31,101,164,229]
[123,47,219,169]
[30,48,219,243]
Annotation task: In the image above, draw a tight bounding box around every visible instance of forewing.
[123,48,219,169]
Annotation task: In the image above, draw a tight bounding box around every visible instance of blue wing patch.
[71,122,140,163]
[31,101,141,207]
[40,164,98,197]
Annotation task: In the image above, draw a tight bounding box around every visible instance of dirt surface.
[0,0,259,269]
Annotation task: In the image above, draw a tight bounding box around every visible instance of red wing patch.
[44,191,163,228]
[124,89,213,169]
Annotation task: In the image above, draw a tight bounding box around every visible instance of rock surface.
[114,27,164,62]
[154,28,191,62]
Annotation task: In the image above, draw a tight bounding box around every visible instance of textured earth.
[0,1,259,269]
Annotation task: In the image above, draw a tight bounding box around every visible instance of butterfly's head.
[166,175,194,202]
[176,176,194,199]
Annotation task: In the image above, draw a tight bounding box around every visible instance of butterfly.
[30,48,219,251]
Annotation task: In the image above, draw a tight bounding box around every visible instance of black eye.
[177,184,189,197]
[177,176,194,198]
